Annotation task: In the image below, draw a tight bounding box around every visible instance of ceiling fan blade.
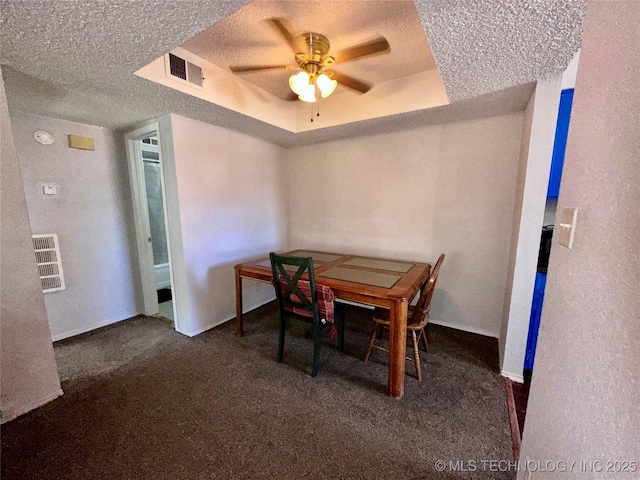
[229,64,295,74]
[333,37,390,64]
[330,71,372,94]
[265,18,298,53]
[285,91,299,101]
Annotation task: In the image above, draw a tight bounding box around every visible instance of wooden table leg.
[235,269,244,337]
[388,299,408,398]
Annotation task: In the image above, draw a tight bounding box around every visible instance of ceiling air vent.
[168,53,203,88]
[32,234,66,293]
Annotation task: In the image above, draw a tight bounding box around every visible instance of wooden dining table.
[234,249,431,398]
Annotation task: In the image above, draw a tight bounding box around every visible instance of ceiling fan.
[229,18,390,103]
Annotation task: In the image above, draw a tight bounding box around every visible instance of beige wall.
[518,2,640,476]
[0,70,62,423]
[168,114,289,335]
[499,94,535,368]
[287,114,523,337]
[10,112,142,340]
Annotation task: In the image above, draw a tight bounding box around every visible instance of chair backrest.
[409,254,445,325]
[269,252,319,320]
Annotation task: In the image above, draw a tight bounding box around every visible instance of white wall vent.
[32,234,66,293]
[167,53,203,87]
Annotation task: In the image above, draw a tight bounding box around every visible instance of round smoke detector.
[34,130,54,145]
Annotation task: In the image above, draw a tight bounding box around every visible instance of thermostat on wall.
[38,182,60,199]
[43,184,57,195]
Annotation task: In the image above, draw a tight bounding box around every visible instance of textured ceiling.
[0,0,586,147]
[415,0,587,102]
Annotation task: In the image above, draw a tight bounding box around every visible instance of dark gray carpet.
[1,303,513,479]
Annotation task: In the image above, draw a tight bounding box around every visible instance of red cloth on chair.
[277,277,337,338]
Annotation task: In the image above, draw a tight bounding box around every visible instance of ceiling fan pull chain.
[312,84,321,121]
[310,96,321,122]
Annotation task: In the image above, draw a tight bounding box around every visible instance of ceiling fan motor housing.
[296,33,334,77]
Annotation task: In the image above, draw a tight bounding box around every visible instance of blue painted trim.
[547,89,574,199]
[524,272,547,371]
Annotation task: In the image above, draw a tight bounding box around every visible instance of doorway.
[125,124,176,325]
[140,137,174,321]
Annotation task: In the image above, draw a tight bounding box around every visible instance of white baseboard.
[176,324,213,337]
[242,297,277,316]
[0,388,63,424]
[333,302,497,339]
[177,298,276,337]
[175,300,500,344]
[429,318,499,339]
[501,370,525,384]
[177,320,223,337]
[51,312,138,342]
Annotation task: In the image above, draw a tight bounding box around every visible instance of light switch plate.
[558,207,577,248]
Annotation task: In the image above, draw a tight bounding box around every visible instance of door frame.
[125,123,173,318]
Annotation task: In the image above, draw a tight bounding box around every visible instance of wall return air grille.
[32,234,66,293]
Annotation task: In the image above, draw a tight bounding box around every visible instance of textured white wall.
[518,2,640,476]
[0,71,62,423]
[287,114,523,337]
[11,112,142,340]
[169,114,289,335]
[499,78,561,381]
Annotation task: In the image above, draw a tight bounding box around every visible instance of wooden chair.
[364,254,445,381]
[270,252,345,377]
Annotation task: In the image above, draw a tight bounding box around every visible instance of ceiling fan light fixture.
[316,73,337,98]
[289,71,316,102]
[289,71,309,94]
[297,88,317,103]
